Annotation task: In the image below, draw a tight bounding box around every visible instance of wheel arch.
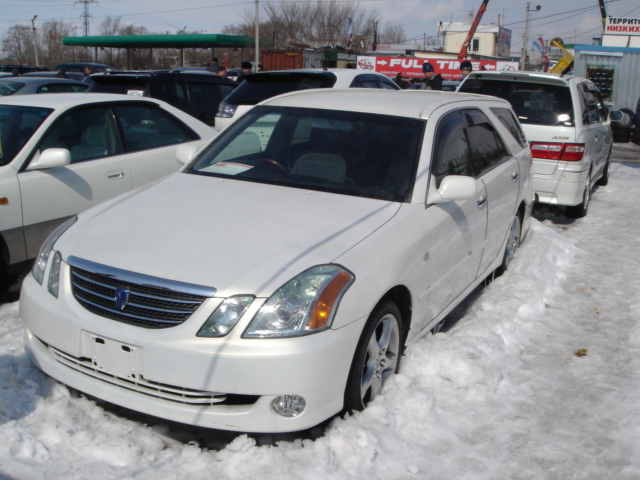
[372,285,412,351]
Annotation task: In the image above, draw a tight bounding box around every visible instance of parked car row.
[0,66,620,435]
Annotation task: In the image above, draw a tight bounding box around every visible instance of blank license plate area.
[82,331,142,381]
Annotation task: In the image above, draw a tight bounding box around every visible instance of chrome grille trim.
[68,255,215,329]
[48,345,232,406]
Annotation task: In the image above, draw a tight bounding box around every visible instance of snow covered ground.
[2,159,640,480]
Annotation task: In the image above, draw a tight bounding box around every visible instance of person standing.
[420,62,443,90]
[206,57,220,73]
[459,60,473,79]
[236,61,253,83]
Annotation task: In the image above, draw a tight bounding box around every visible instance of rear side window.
[490,107,528,148]
[350,74,400,89]
[579,82,608,124]
[113,103,198,151]
[0,82,24,96]
[223,73,337,106]
[459,78,574,126]
[37,83,89,94]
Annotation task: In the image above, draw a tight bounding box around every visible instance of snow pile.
[1,163,640,479]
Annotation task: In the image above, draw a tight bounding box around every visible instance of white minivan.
[459,71,621,217]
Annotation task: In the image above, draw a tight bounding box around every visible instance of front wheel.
[344,301,403,412]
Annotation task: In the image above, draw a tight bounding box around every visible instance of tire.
[613,134,630,143]
[344,300,403,412]
[566,172,591,218]
[612,124,632,134]
[631,131,640,142]
[497,213,522,275]
[619,108,635,128]
[596,157,611,186]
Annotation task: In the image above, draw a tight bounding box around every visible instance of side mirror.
[176,144,198,165]
[427,175,477,204]
[27,148,71,170]
[608,110,623,123]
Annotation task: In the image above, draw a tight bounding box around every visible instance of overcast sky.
[1,0,639,55]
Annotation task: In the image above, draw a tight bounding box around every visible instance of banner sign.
[605,17,640,36]
[356,56,519,80]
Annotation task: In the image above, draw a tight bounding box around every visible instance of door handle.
[511,172,519,181]
[107,170,125,180]
[476,195,487,207]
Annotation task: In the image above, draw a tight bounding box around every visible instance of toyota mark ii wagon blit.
[20,89,534,433]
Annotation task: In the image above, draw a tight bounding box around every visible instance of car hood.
[60,173,401,297]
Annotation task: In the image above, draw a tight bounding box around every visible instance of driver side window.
[432,111,472,188]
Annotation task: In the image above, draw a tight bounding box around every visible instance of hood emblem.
[115,288,131,311]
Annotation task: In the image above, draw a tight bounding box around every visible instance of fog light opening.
[271,395,306,418]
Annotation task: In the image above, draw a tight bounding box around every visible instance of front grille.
[45,341,259,407]
[68,256,215,329]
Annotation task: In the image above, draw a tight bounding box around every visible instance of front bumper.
[20,271,363,433]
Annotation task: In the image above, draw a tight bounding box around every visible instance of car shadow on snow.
[69,390,330,449]
[0,353,54,427]
[531,184,606,225]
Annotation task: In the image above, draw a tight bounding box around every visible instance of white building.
[437,14,511,58]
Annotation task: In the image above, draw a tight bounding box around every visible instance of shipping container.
[260,49,324,71]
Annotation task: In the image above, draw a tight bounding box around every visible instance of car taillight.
[530,142,585,161]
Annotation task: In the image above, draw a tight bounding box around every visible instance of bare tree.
[1,25,35,65]
[227,0,384,52]
[379,23,406,45]
[39,21,75,69]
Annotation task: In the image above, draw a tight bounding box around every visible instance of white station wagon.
[458,71,622,217]
[21,90,534,433]
[0,93,215,286]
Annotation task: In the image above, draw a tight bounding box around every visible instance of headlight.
[244,265,354,338]
[31,216,77,285]
[216,101,237,118]
[197,296,254,337]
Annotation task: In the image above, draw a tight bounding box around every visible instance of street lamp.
[31,15,39,67]
[521,3,541,71]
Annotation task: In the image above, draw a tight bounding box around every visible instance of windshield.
[459,78,574,126]
[188,105,424,202]
[0,105,52,166]
[223,73,337,106]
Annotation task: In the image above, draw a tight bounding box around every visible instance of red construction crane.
[458,0,490,61]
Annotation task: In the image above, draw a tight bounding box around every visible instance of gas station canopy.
[63,34,256,49]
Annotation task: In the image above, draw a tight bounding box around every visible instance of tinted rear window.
[89,76,149,95]
[459,78,574,126]
[223,73,337,106]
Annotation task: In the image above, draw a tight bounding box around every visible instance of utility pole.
[31,15,39,67]
[76,0,98,36]
[255,0,260,70]
[520,3,541,71]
